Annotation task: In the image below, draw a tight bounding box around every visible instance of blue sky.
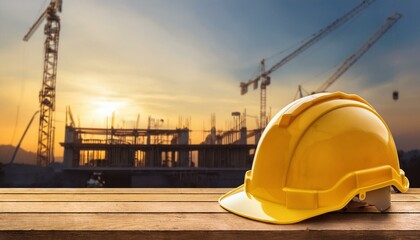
[1,0,420,155]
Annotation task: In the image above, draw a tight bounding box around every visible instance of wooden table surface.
[0,188,419,240]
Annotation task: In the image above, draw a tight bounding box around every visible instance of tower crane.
[240,0,375,129]
[298,12,402,98]
[23,0,63,166]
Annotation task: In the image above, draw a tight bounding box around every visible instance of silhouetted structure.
[61,126,256,169]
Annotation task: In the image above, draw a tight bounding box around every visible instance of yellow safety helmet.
[219,92,409,224]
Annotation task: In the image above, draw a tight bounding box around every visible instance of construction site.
[62,111,257,169]
[3,0,412,187]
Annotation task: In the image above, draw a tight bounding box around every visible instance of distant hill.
[0,145,36,165]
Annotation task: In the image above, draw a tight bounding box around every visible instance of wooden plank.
[0,188,231,194]
[0,187,415,194]
[344,201,420,212]
[0,201,419,213]
[0,201,226,213]
[0,188,417,194]
[0,230,419,240]
[0,188,418,239]
[0,192,417,202]
[0,213,419,231]
[407,188,420,193]
[390,193,420,201]
[0,193,221,202]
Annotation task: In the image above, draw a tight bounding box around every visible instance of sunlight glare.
[92,99,125,119]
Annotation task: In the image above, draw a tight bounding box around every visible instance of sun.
[92,99,125,119]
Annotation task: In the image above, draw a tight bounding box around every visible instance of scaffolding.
[61,125,256,169]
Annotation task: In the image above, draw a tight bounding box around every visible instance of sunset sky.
[1,0,420,158]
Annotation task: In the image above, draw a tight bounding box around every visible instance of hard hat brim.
[220,169,409,224]
[219,184,341,224]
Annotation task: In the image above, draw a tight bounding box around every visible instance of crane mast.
[240,0,375,129]
[315,12,402,93]
[24,0,63,166]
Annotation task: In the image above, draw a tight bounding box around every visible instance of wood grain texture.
[0,192,418,202]
[0,188,231,194]
[1,231,419,240]
[0,188,415,194]
[0,188,418,239]
[0,201,419,213]
[0,193,221,202]
[1,213,420,231]
[0,201,226,213]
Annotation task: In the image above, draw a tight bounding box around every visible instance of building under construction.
[59,112,259,187]
[61,125,256,169]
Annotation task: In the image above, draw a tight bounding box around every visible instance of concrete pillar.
[63,126,76,168]
[240,127,247,145]
[255,129,262,145]
[210,127,216,144]
[178,128,189,167]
